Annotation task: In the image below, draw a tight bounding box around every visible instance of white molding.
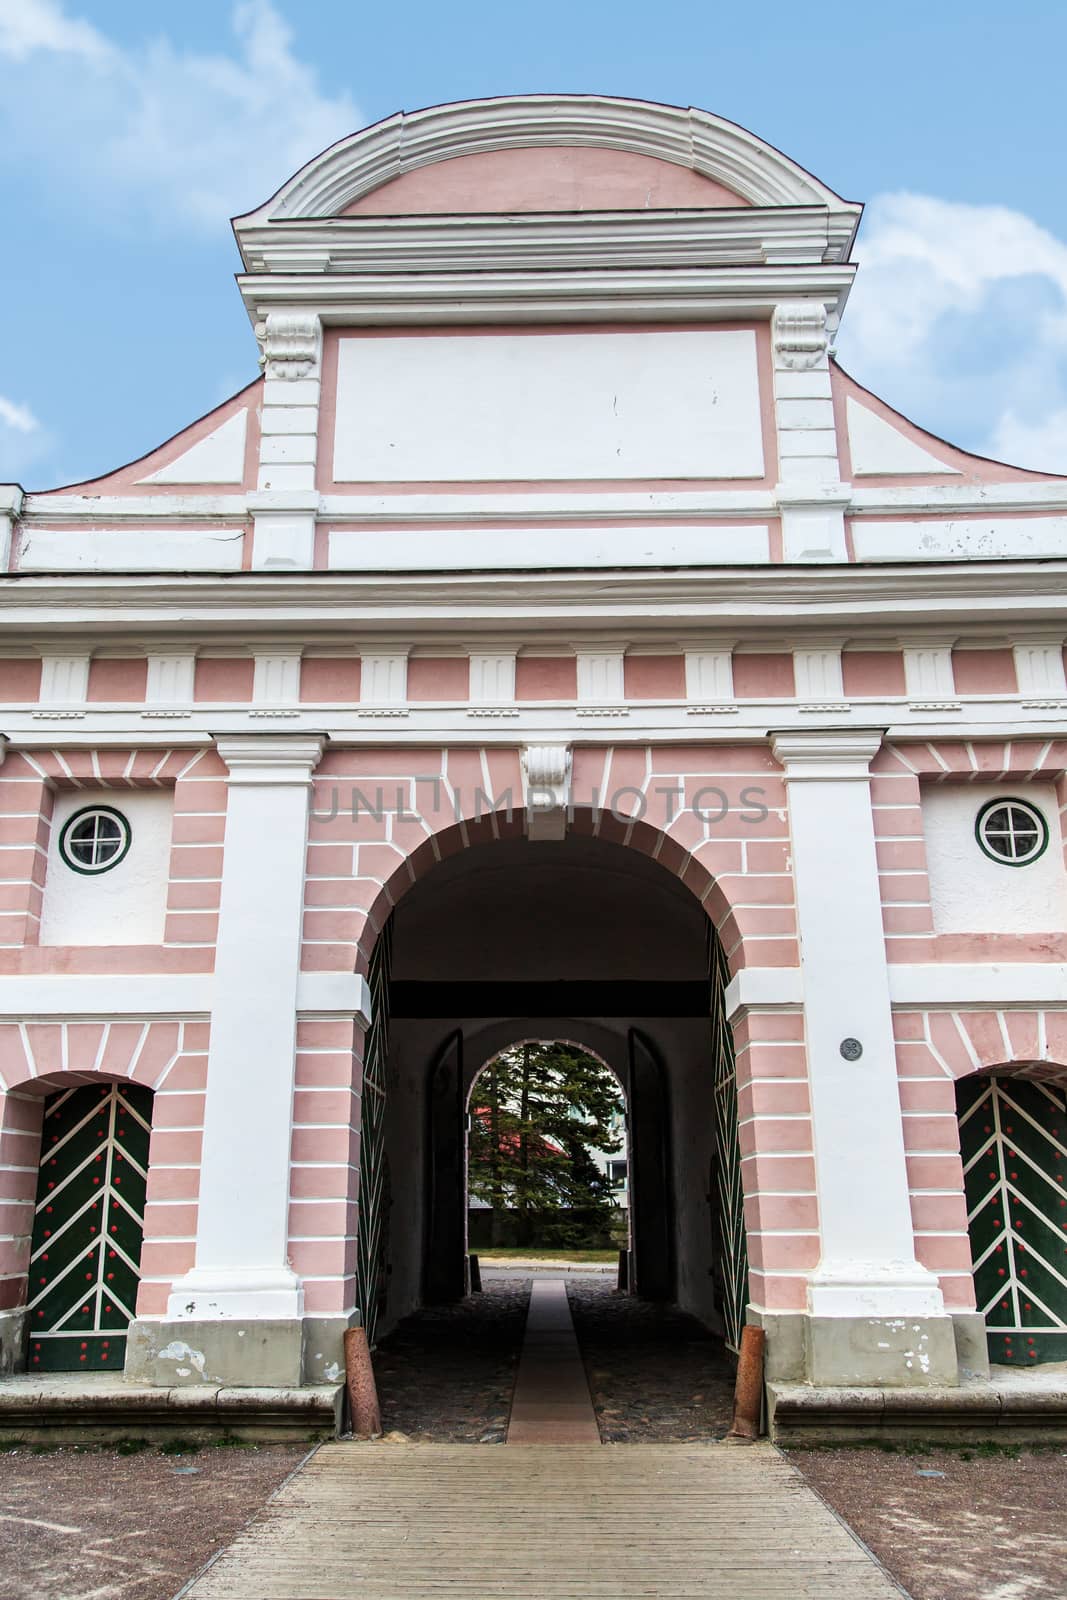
[685,648,734,703]
[771,730,882,780]
[238,95,860,221]
[903,643,955,700]
[888,964,1067,1010]
[215,734,324,785]
[576,649,625,703]
[0,971,371,1026]
[1013,638,1067,698]
[254,312,322,382]
[146,652,196,705]
[723,966,804,1018]
[328,523,771,571]
[253,651,302,705]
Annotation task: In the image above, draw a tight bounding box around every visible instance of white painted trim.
[887,964,1067,1010]
[724,967,804,1019]
[0,970,371,1026]
[328,524,772,571]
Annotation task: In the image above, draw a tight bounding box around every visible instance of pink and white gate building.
[2,96,1066,1404]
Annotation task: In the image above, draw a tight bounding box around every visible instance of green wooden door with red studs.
[27,1082,152,1372]
[959,1075,1067,1366]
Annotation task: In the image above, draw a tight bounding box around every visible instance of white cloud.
[837,192,1067,474]
[0,394,50,481]
[0,0,360,226]
[0,396,40,434]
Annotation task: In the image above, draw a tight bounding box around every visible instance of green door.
[959,1075,1067,1365]
[26,1082,152,1373]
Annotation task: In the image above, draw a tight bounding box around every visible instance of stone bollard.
[343,1325,382,1438]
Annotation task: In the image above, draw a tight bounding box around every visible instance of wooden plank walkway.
[506,1276,600,1443]
[183,1442,906,1598]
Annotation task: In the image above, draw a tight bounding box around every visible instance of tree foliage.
[469,1042,624,1245]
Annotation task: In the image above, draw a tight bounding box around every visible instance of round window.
[975,798,1049,867]
[58,806,132,875]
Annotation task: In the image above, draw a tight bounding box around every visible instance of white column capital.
[772,301,830,371]
[214,734,325,785]
[772,730,883,779]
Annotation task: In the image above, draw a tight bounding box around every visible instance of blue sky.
[1,0,1066,487]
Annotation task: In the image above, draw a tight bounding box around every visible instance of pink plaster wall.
[407,657,471,701]
[193,658,254,703]
[0,661,42,703]
[300,657,361,704]
[841,650,906,698]
[343,146,749,216]
[623,654,686,699]
[951,649,1018,696]
[86,658,148,704]
[515,656,578,700]
[732,653,796,699]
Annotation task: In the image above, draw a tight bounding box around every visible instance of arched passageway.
[356,831,748,1355]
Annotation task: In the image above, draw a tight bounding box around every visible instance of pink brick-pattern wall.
[0,1019,208,1323]
[871,739,1067,965]
[734,1008,816,1314]
[893,1006,1067,1312]
[0,747,227,972]
[289,1017,363,1317]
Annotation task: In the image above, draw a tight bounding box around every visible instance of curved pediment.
[237,94,857,222]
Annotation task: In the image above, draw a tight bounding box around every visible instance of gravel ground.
[567,1274,735,1441]
[0,1440,309,1600]
[791,1444,1067,1600]
[371,1274,529,1442]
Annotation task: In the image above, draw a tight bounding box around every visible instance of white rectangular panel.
[332,330,765,482]
[328,523,770,571]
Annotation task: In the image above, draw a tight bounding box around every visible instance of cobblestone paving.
[567,1274,735,1441]
[372,1275,529,1442]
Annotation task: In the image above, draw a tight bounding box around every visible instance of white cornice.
[236,96,860,223]
[236,207,851,278]
[4,564,1067,635]
[237,263,856,328]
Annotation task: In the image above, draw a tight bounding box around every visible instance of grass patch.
[211,1434,252,1449]
[159,1438,201,1456]
[115,1437,150,1456]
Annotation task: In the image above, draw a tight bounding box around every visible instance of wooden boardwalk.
[183,1441,905,1599]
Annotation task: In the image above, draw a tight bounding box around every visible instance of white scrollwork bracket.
[772,301,829,371]
[521,744,572,842]
[255,311,322,381]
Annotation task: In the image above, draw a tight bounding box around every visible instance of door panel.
[425,1030,466,1303]
[628,1028,674,1301]
[27,1082,151,1373]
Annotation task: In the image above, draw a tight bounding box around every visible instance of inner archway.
[466,1039,627,1260]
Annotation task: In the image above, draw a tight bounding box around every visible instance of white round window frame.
[57,805,133,876]
[974,797,1050,869]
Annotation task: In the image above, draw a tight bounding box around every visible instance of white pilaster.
[145,651,196,706]
[771,302,849,562]
[469,651,517,704]
[360,651,408,705]
[684,647,734,705]
[250,311,323,570]
[1013,636,1067,701]
[772,731,945,1319]
[576,649,625,705]
[793,642,845,705]
[902,641,956,702]
[253,650,303,706]
[167,735,324,1320]
[39,653,90,705]
[0,486,22,573]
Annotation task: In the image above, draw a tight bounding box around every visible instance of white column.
[793,642,845,705]
[145,651,195,706]
[360,651,408,705]
[772,732,945,1318]
[0,486,22,573]
[684,646,735,705]
[167,735,324,1320]
[253,650,302,706]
